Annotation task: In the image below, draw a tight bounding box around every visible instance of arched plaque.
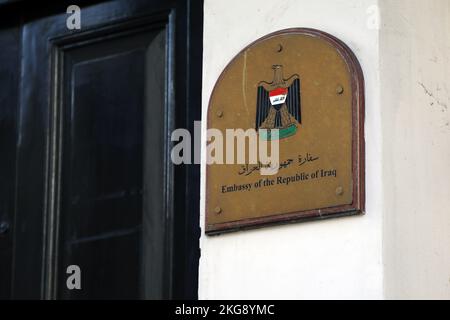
[206,28,365,234]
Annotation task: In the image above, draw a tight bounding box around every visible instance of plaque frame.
[205,28,365,235]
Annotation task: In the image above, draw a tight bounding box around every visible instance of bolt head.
[336,85,344,95]
[336,186,344,196]
[214,206,222,214]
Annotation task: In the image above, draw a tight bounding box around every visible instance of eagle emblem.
[255,65,301,140]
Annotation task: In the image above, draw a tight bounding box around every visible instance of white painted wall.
[199,0,450,300]
[199,0,383,299]
[380,0,450,299]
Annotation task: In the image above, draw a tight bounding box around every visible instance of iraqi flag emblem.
[269,88,288,105]
[255,65,301,140]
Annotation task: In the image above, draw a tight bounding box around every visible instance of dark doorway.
[0,0,202,299]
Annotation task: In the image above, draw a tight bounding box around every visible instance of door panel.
[56,27,167,299]
[53,11,170,300]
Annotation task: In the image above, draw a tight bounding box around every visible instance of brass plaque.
[206,28,365,234]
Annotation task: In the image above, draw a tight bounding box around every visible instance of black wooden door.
[0,0,202,300]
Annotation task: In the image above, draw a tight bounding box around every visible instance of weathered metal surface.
[206,28,365,234]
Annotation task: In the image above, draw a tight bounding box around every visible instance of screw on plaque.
[277,44,283,53]
[217,110,223,118]
[336,85,344,95]
[335,186,344,196]
[214,207,222,214]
